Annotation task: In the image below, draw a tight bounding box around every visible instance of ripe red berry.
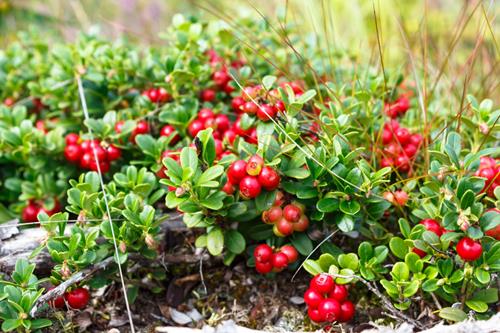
[212,70,231,86]
[412,247,427,258]
[338,300,355,322]
[228,160,248,184]
[242,101,258,114]
[382,130,393,144]
[255,261,273,274]
[283,204,302,223]
[307,307,323,323]
[280,245,298,263]
[478,168,495,181]
[22,204,40,222]
[256,104,277,121]
[304,289,323,308]
[65,287,90,310]
[223,129,237,144]
[272,252,289,270]
[276,218,294,236]
[188,119,204,137]
[200,89,216,102]
[233,118,252,137]
[318,298,341,322]
[157,87,171,103]
[329,284,348,302]
[214,114,230,133]
[115,120,125,134]
[160,125,180,145]
[274,191,285,206]
[403,143,418,158]
[65,133,80,145]
[275,100,285,111]
[89,159,110,174]
[395,155,410,172]
[239,176,262,199]
[420,219,443,236]
[246,155,264,176]
[456,237,482,262]
[293,215,310,232]
[258,166,280,191]
[394,190,409,206]
[147,88,159,103]
[485,208,500,240]
[247,128,258,144]
[410,134,423,147]
[134,120,149,134]
[79,152,93,169]
[48,287,65,309]
[198,108,215,122]
[222,182,235,195]
[231,96,245,112]
[380,157,394,168]
[395,128,411,145]
[384,120,400,132]
[266,206,283,223]
[106,144,121,161]
[310,274,335,294]
[64,144,82,163]
[254,244,273,263]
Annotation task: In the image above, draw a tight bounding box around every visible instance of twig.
[30,256,115,316]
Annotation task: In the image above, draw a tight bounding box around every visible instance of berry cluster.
[142,87,171,104]
[115,120,149,144]
[262,201,309,237]
[64,133,121,174]
[253,244,298,274]
[475,156,499,197]
[415,218,483,262]
[304,274,355,323]
[223,155,280,199]
[50,287,90,310]
[21,198,60,223]
[380,120,423,172]
[384,95,410,118]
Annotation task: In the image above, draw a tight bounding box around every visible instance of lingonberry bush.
[0,13,499,331]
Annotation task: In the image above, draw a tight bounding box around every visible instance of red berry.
[106,144,121,161]
[246,155,264,176]
[223,129,237,144]
[147,88,159,103]
[384,120,400,131]
[222,182,235,195]
[157,87,171,103]
[227,160,248,184]
[160,125,180,145]
[293,215,310,232]
[89,159,110,174]
[410,134,423,147]
[318,298,341,322]
[382,130,393,144]
[212,70,231,87]
[200,89,216,102]
[283,204,302,223]
[255,261,273,274]
[254,244,273,263]
[131,120,149,143]
[456,237,482,262]
[338,300,355,322]
[420,219,443,236]
[48,287,65,309]
[65,288,90,310]
[242,101,258,114]
[233,118,252,137]
[256,104,277,121]
[231,96,245,112]
[307,307,323,323]
[395,155,410,172]
[276,218,294,236]
[310,274,335,294]
[22,204,40,222]
[198,108,215,122]
[239,176,261,199]
[485,208,500,240]
[275,100,285,112]
[380,157,394,168]
[395,128,411,145]
[188,119,204,137]
[214,115,230,133]
[412,247,427,258]
[65,133,80,145]
[395,96,410,114]
[304,288,323,308]
[247,128,258,144]
[280,245,298,263]
[329,284,348,302]
[394,190,408,206]
[403,143,418,158]
[115,120,124,134]
[272,252,289,270]
[80,152,93,169]
[480,156,497,169]
[274,191,285,206]
[266,206,283,223]
[214,139,223,157]
[64,144,82,163]
[478,168,495,182]
[258,166,280,190]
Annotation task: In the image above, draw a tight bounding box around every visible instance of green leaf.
[465,300,488,313]
[389,237,408,259]
[339,200,360,215]
[318,254,336,271]
[391,262,410,281]
[316,198,339,213]
[262,75,276,90]
[303,259,324,275]
[405,252,423,273]
[358,242,373,261]
[180,147,198,171]
[207,228,224,256]
[30,319,52,330]
[380,279,399,296]
[197,165,224,186]
[444,132,461,167]
[337,214,354,232]
[438,307,467,322]
[2,319,22,332]
[225,230,246,254]
[337,253,359,271]
[422,279,439,292]
[336,268,355,284]
[470,288,498,304]
[398,218,411,239]
[403,280,420,297]
[474,269,490,284]
[290,232,313,256]
[460,190,475,210]
[195,235,207,248]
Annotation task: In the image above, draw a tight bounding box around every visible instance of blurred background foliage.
[0,0,498,102]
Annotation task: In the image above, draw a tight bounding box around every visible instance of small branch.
[30,256,115,316]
